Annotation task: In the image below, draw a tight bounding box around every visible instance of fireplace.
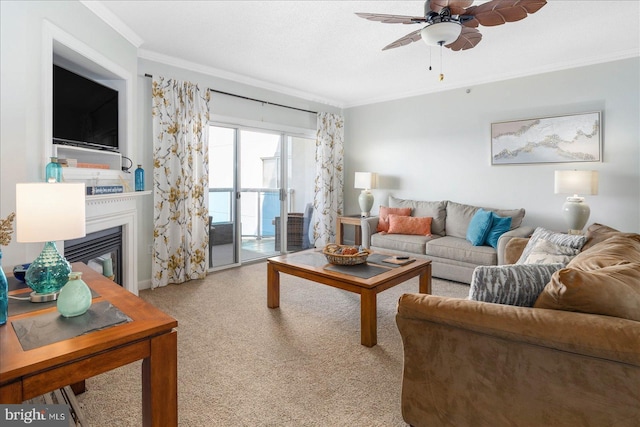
[65,226,123,285]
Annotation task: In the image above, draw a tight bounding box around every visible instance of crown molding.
[138,49,344,109]
[80,0,144,48]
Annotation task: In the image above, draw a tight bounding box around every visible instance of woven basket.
[323,244,372,265]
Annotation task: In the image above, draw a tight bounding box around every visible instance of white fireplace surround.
[82,193,142,295]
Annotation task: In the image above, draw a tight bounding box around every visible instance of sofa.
[361,197,534,283]
[395,224,640,427]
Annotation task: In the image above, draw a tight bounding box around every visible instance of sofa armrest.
[497,226,534,265]
[504,237,530,264]
[360,216,379,248]
[396,293,640,365]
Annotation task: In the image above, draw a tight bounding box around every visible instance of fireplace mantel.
[84,191,151,295]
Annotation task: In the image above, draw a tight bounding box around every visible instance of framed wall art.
[491,111,601,165]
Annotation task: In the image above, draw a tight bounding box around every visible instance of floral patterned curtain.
[313,112,344,247]
[151,77,210,288]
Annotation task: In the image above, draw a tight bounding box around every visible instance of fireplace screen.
[65,226,123,286]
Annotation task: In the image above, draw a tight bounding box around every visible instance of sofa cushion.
[534,263,640,321]
[426,236,497,266]
[469,263,565,307]
[387,214,432,236]
[521,239,580,265]
[516,227,586,264]
[445,201,480,239]
[466,208,493,246]
[371,232,435,254]
[582,222,640,252]
[484,213,512,249]
[389,196,447,236]
[377,206,412,233]
[566,234,640,270]
[486,207,525,230]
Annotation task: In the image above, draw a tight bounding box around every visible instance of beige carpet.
[77,261,469,426]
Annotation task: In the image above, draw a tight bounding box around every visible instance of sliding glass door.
[208,124,315,270]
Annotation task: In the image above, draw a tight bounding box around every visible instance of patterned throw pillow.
[387,214,432,236]
[377,206,412,233]
[516,227,586,264]
[469,263,565,307]
[522,239,580,264]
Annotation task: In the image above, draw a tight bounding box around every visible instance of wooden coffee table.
[267,249,431,347]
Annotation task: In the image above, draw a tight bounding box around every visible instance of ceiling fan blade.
[429,0,474,16]
[468,0,547,27]
[355,12,426,25]
[445,26,482,51]
[382,28,423,51]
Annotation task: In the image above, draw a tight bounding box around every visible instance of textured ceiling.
[87,1,640,108]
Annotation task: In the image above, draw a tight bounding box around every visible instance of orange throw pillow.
[387,214,432,236]
[377,206,412,232]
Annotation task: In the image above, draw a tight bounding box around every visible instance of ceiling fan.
[356,0,547,52]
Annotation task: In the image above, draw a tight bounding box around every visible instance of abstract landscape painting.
[491,112,601,165]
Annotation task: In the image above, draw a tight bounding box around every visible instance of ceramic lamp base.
[358,190,374,218]
[562,198,590,234]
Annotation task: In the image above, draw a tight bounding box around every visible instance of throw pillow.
[534,263,640,322]
[469,263,565,307]
[522,239,580,265]
[516,227,587,265]
[484,213,512,249]
[466,208,493,246]
[377,206,412,233]
[387,214,432,236]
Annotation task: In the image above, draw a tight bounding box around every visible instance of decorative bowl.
[323,244,372,266]
[13,263,30,282]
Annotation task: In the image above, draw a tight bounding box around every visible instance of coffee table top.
[267,248,431,288]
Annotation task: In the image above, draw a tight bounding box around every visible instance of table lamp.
[16,182,86,302]
[355,172,377,217]
[554,170,598,234]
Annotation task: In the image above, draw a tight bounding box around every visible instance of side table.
[336,215,363,246]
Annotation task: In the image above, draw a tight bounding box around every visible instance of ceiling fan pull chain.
[428,47,432,71]
[439,42,444,81]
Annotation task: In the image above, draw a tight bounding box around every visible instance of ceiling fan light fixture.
[420,21,462,46]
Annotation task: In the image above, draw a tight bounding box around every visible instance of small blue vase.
[0,250,8,326]
[135,165,144,191]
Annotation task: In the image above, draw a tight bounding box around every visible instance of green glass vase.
[25,241,71,295]
[57,272,92,318]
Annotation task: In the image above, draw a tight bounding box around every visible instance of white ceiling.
[85,1,640,108]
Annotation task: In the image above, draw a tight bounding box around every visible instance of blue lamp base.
[25,241,71,302]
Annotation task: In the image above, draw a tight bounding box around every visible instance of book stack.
[86,185,124,195]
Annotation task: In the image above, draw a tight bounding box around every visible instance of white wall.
[344,58,640,233]
[0,1,138,267]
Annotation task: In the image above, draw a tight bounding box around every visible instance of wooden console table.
[336,215,363,245]
[0,263,178,426]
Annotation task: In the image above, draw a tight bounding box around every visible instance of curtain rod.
[144,73,317,115]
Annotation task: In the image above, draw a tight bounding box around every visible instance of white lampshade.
[554,171,599,197]
[420,22,462,46]
[354,172,377,190]
[16,182,86,243]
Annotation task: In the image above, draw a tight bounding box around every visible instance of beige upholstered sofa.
[395,224,640,427]
[361,197,534,283]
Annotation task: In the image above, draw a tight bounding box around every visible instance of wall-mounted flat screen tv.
[53,64,119,152]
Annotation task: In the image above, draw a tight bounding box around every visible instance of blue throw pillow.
[466,209,493,246]
[485,213,512,249]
